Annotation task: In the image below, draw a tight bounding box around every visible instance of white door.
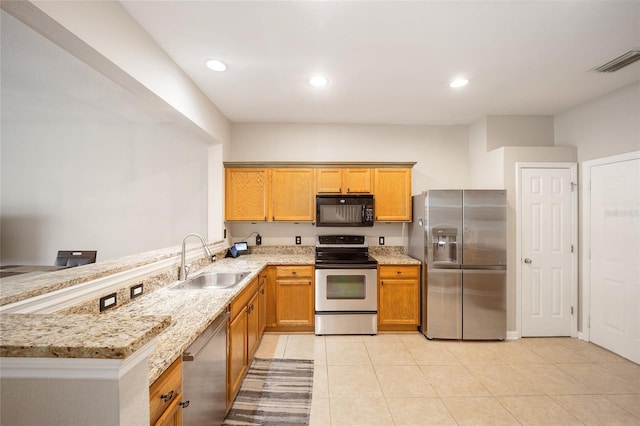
[590,157,640,363]
[521,168,575,336]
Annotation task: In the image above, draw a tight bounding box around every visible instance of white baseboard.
[506,331,520,340]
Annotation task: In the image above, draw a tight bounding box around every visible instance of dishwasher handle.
[182,312,229,362]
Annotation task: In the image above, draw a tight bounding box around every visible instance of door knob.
[524,258,532,264]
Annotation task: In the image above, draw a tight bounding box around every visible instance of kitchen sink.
[173,271,250,290]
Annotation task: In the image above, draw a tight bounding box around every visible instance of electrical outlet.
[295,236,302,245]
[130,283,144,299]
[99,293,117,312]
[256,234,262,245]
[379,236,385,245]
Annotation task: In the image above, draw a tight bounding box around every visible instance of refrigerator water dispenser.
[432,227,458,263]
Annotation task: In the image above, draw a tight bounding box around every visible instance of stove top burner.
[315,235,377,267]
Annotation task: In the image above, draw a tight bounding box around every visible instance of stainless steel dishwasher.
[182,312,229,425]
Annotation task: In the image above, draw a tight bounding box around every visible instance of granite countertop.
[109,254,314,384]
[0,313,171,359]
[0,246,183,306]
[372,253,421,265]
[0,249,419,385]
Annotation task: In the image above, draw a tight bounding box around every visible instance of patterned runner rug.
[223,358,314,426]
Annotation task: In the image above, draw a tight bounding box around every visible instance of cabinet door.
[228,311,247,403]
[276,278,314,327]
[379,278,420,325]
[225,168,269,221]
[247,292,260,360]
[271,168,315,221]
[257,282,267,335]
[374,168,412,221]
[344,168,373,193]
[316,168,343,193]
[262,267,277,328]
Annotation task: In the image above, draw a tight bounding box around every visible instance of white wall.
[553,81,640,335]
[487,115,554,150]
[1,122,212,265]
[468,117,504,188]
[231,123,470,192]
[554,82,640,162]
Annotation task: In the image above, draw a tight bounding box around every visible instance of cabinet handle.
[160,390,174,402]
[180,401,190,409]
[381,281,384,285]
[261,288,265,295]
[292,271,297,276]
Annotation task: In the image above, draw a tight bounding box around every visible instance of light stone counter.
[0,313,171,359]
[0,246,183,306]
[96,254,314,384]
[372,253,421,265]
[1,248,421,385]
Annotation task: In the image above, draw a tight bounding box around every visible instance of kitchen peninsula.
[0,243,417,425]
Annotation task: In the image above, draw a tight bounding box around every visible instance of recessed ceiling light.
[206,59,227,72]
[309,75,329,87]
[450,78,469,88]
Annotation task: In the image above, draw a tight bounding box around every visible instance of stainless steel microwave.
[316,195,374,227]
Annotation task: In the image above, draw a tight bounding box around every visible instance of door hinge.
[571,306,574,315]
[587,316,591,328]
[571,182,577,192]
[571,244,574,253]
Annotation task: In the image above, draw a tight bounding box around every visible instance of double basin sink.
[173,271,250,290]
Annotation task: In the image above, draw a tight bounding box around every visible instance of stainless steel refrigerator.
[408,190,507,340]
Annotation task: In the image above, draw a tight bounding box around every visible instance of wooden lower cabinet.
[227,275,266,407]
[378,265,420,331]
[228,307,248,405]
[150,357,183,426]
[154,396,183,426]
[274,265,314,331]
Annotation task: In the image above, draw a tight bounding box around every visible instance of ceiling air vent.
[592,48,640,73]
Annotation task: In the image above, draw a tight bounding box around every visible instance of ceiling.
[2,2,639,126]
[121,1,640,125]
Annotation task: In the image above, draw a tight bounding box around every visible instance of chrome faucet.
[179,233,213,281]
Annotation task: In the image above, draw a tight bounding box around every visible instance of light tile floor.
[254,333,640,425]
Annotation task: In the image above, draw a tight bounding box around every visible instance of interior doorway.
[517,163,578,338]
[582,151,639,363]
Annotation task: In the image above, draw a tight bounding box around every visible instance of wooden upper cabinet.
[374,168,412,221]
[270,168,315,221]
[316,168,373,194]
[225,168,269,221]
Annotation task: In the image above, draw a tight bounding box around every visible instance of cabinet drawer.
[230,276,259,320]
[150,357,182,425]
[379,265,420,279]
[275,265,313,279]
